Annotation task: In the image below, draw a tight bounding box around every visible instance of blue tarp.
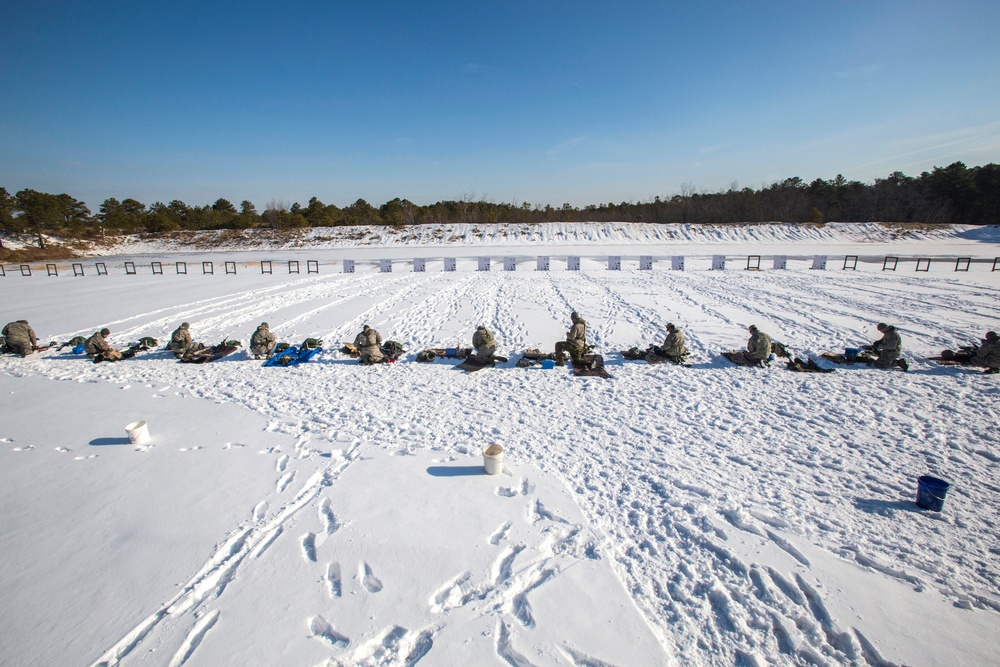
[263,345,322,367]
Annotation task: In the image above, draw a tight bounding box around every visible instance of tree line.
[1,162,997,247]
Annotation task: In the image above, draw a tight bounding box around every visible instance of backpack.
[381,340,405,356]
[301,337,323,349]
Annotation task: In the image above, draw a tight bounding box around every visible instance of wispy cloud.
[885,120,1000,150]
[889,142,1000,173]
[783,123,886,154]
[546,136,590,158]
[849,121,1000,171]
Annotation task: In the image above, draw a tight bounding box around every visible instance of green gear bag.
[382,340,405,355]
[301,337,323,349]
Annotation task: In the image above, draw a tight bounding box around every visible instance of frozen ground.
[1,224,999,667]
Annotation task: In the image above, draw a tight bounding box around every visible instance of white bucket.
[482,444,504,475]
[125,420,150,445]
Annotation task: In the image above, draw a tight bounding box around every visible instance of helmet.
[260,322,269,329]
[748,325,758,332]
[100,328,110,336]
[666,322,675,331]
[477,324,485,330]
[876,323,888,332]
[986,331,998,342]
[363,324,370,331]
[181,322,190,329]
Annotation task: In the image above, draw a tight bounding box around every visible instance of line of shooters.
[3,315,998,374]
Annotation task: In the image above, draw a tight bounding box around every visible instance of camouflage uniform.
[973,332,1000,371]
[472,326,496,361]
[659,325,689,361]
[2,320,37,356]
[554,312,587,365]
[250,322,277,359]
[872,324,902,368]
[85,329,122,361]
[169,322,194,358]
[746,327,772,362]
[355,326,384,364]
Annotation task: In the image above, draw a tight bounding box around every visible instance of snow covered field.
[2,223,999,667]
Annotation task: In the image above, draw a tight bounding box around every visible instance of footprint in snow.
[0,437,13,443]
[12,445,34,452]
[319,498,340,534]
[74,454,99,460]
[359,561,383,593]
[527,499,569,525]
[301,533,317,563]
[276,471,295,493]
[492,545,525,585]
[252,501,268,522]
[429,570,472,613]
[55,447,71,452]
[325,562,342,598]
[489,521,511,546]
[308,615,349,649]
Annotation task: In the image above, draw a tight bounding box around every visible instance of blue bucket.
[445,347,458,357]
[915,475,950,511]
[541,359,555,369]
[845,347,861,360]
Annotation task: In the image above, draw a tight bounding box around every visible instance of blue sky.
[2,1,999,213]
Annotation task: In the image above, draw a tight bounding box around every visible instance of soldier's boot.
[896,358,909,372]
